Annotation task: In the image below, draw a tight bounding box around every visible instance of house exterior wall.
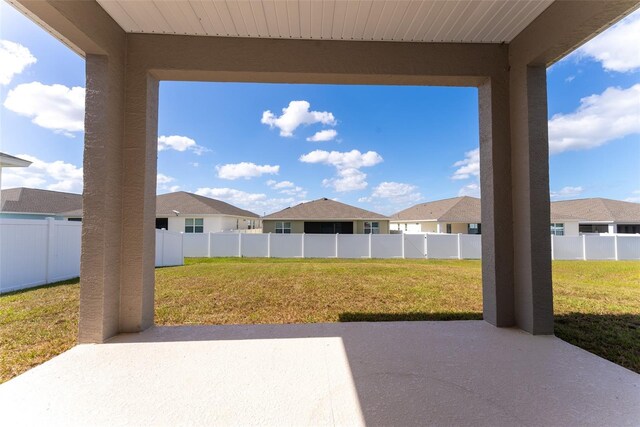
[161,215,259,233]
[263,220,389,234]
[564,222,580,236]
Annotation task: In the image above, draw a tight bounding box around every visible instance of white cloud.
[1,154,83,193]
[359,182,422,206]
[158,135,208,155]
[267,179,307,198]
[458,182,480,197]
[548,84,640,154]
[625,190,640,203]
[550,186,584,200]
[157,173,174,185]
[261,100,336,137]
[0,40,37,85]
[299,149,383,169]
[216,162,280,180]
[576,10,640,72]
[3,82,85,136]
[195,187,299,214]
[156,173,180,194]
[307,129,338,142]
[300,149,383,192]
[451,148,479,180]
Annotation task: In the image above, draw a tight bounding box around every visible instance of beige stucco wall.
[263,220,389,234]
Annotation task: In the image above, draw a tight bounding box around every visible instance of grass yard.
[1,258,638,382]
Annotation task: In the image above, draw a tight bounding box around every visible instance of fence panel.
[584,235,616,260]
[210,233,241,257]
[460,234,481,259]
[337,234,370,258]
[241,234,269,257]
[617,235,640,260]
[304,234,337,258]
[182,233,209,257]
[270,233,304,258]
[426,234,458,259]
[156,230,184,267]
[403,234,426,259]
[552,236,583,260]
[49,221,82,282]
[371,234,403,258]
[0,219,49,292]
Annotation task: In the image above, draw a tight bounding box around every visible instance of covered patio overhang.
[2,0,639,423]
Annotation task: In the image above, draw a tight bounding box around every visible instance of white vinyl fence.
[185,232,640,262]
[0,219,184,294]
[184,232,483,260]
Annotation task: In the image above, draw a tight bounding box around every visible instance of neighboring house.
[0,152,32,190]
[391,196,482,234]
[551,198,640,234]
[263,198,389,234]
[156,191,260,233]
[391,196,640,235]
[0,187,83,220]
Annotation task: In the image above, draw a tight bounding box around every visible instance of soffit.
[96,0,554,43]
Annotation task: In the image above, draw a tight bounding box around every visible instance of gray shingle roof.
[1,188,83,215]
[264,198,388,220]
[550,198,640,222]
[391,197,481,223]
[392,196,640,223]
[156,191,259,218]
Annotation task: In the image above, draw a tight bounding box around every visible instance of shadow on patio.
[1,320,638,425]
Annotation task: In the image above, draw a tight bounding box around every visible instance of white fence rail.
[0,219,183,294]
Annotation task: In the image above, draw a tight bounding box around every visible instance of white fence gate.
[0,219,184,294]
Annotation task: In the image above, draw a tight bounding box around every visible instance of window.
[185,218,204,233]
[468,223,481,235]
[364,221,380,234]
[446,224,452,234]
[550,223,564,236]
[275,221,291,234]
[579,224,608,234]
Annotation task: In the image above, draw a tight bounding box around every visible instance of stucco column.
[119,69,159,333]
[79,54,125,343]
[478,75,515,328]
[509,64,554,334]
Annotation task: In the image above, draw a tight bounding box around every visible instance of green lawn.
[1,258,638,382]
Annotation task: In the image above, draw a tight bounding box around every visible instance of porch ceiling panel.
[96,0,554,43]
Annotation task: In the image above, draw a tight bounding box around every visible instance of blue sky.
[1,2,638,215]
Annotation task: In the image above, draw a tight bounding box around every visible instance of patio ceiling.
[96,0,554,43]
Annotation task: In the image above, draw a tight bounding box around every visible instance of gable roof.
[264,198,388,220]
[392,196,640,223]
[1,187,82,215]
[156,191,259,218]
[391,197,481,223]
[550,198,640,222]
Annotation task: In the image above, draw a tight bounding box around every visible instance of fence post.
[180,232,184,265]
[301,233,305,258]
[582,234,587,261]
[160,230,165,266]
[45,217,56,283]
[457,233,462,260]
[267,233,271,258]
[614,234,618,261]
[550,234,555,261]
[425,233,428,259]
[335,233,339,258]
[401,234,405,259]
[369,232,372,258]
[238,233,242,258]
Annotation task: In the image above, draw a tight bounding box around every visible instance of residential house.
[0,187,83,220]
[263,198,389,234]
[391,196,640,235]
[156,191,260,233]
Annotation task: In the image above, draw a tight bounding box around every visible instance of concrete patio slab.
[1,321,638,426]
